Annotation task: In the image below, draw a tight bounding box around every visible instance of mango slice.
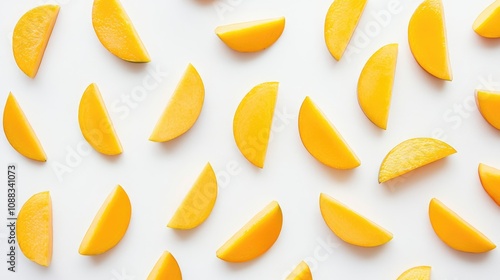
[215,17,285,52]
[147,251,182,280]
[78,83,122,155]
[378,138,456,183]
[233,82,278,168]
[298,96,360,169]
[92,0,150,62]
[3,93,47,161]
[429,198,495,253]
[357,43,398,130]
[79,185,131,255]
[396,266,431,280]
[408,0,452,80]
[476,89,500,130]
[17,191,52,267]
[150,64,205,142]
[168,163,217,230]
[473,0,500,38]
[217,201,282,262]
[319,193,392,247]
[286,261,312,280]
[324,0,367,60]
[13,5,59,78]
[478,163,500,206]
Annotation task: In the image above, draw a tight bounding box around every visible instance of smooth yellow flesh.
[473,0,500,38]
[476,89,500,130]
[150,64,205,142]
[408,0,452,80]
[324,0,367,60]
[357,43,398,130]
[3,93,46,161]
[429,198,496,253]
[479,163,500,206]
[78,83,122,155]
[79,185,132,255]
[168,163,217,230]
[298,96,360,169]
[379,138,456,183]
[319,193,392,247]
[216,201,282,262]
[17,191,52,267]
[396,266,431,280]
[233,82,278,168]
[92,0,150,62]
[147,251,182,280]
[286,261,312,280]
[215,17,285,52]
[13,5,59,78]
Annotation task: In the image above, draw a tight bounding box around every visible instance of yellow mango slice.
[168,163,217,230]
[298,96,360,169]
[408,0,452,80]
[217,201,282,262]
[92,0,150,62]
[286,261,312,280]
[473,0,500,38]
[147,251,182,280]
[233,82,278,168]
[150,64,205,142]
[12,5,59,78]
[478,163,500,206]
[215,17,285,52]
[319,193,392,247]
[3,93,46,161]
[324,0,367,60]
[79,185,131,255]
[396,266,431,280]
[379,138,456,183]
[476,89,500,130]
[78,83,122,155]
[17,191,52,267]
[429,198,495,253]
[357,43,398,130]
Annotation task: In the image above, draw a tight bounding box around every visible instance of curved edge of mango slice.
[92,0,150,62]
[147,251,182,280]
[168,162,218,230]
[378,137,456,184]
[150,63,205,142]
[17,191,52,267]
[408,0,452,81]
[473,0,500,38]
[216,201,283,262]
[357,43,398,130]
[286,261,313,280]
[215,17,285,53]
[478,163,500,206]
[476,89,500,130]
[233,82,279,168]
[79,185,132,255]
[319,193,393,247]
[429,198,496,253]
[12,4,60,78]
[396,265,431,280]
[78,83,123,156]
[298,96,360,170]
[3,92,47,162]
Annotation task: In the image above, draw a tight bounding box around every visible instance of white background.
[1,0,500,279]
